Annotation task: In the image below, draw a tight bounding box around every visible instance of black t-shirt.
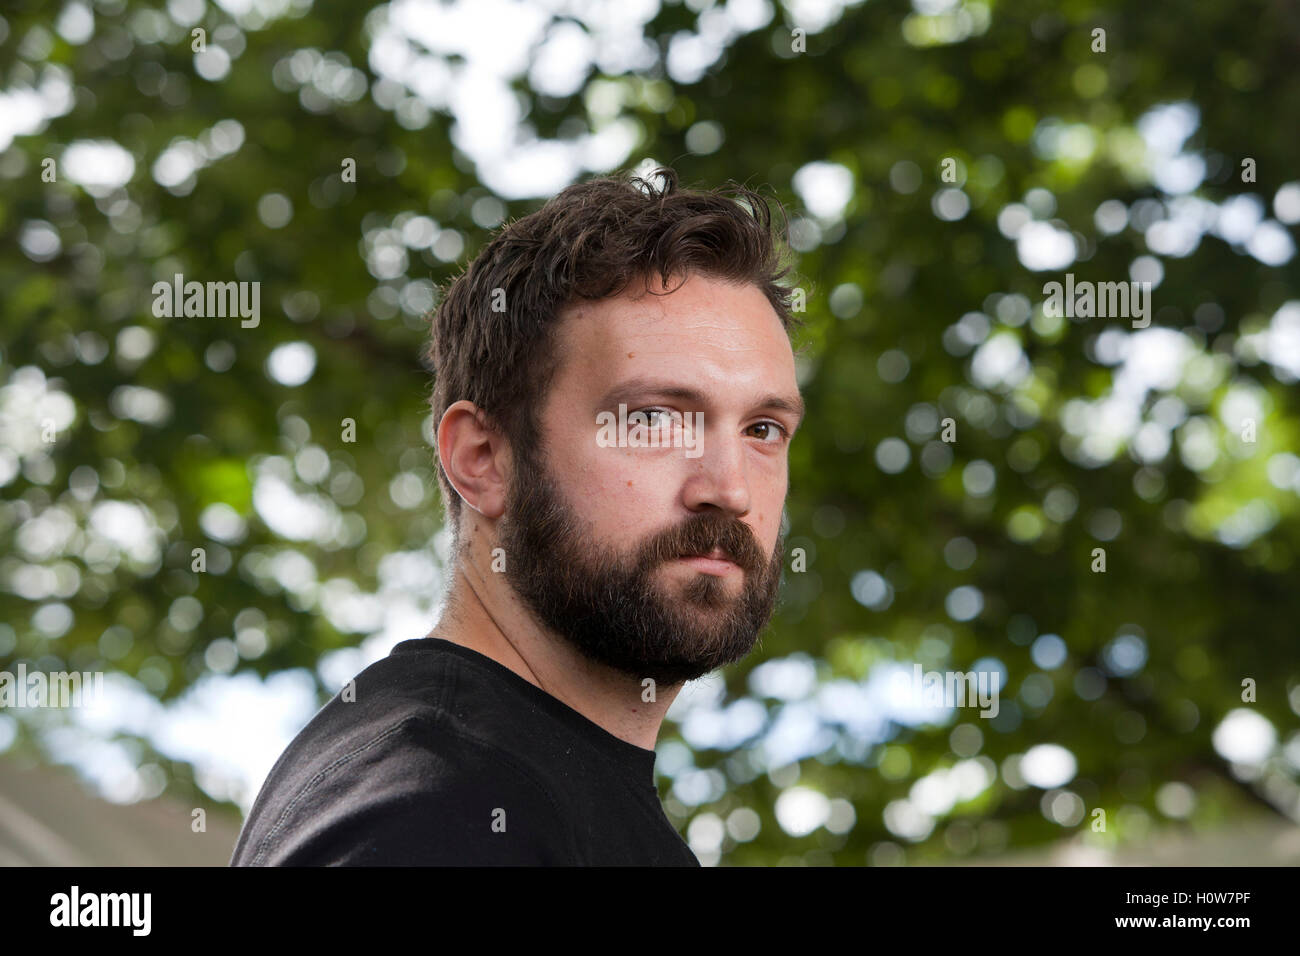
[229,637,700,866]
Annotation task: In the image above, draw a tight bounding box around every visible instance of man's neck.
[425,566,683,752]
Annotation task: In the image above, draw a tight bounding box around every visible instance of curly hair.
[424,165,803,537]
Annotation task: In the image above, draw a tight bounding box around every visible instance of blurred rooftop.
[0,754,239,866]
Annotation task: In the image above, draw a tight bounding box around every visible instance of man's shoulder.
[230,641,579,865]
[253,637,560,787]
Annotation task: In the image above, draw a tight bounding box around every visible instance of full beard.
[496,440,785,687]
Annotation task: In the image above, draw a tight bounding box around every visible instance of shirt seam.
[249,714,424,866]
[248,709,584,865]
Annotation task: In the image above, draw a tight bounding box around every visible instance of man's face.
[497,272,803,687]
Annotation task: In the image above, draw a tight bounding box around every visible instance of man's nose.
[681,430,751,517]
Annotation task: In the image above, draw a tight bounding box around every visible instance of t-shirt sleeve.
[237,715,579,866]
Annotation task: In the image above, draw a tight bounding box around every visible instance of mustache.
[637,513,769,574]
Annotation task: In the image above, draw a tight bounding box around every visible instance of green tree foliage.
[1,0,1297,864]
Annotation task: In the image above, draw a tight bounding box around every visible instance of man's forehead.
[557,276,792,364]
[544,284,801,432]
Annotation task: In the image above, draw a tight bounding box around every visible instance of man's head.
[425,166,805,686]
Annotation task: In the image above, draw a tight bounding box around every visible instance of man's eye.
[748,421,788,443]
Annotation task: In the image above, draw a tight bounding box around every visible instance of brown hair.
[424,165,804,537]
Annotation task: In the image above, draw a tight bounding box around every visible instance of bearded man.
[231,166,805,866]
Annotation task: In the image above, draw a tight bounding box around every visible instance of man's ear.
[437,401,511,520]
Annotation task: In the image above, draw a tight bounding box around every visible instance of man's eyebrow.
[597,378,806,426]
